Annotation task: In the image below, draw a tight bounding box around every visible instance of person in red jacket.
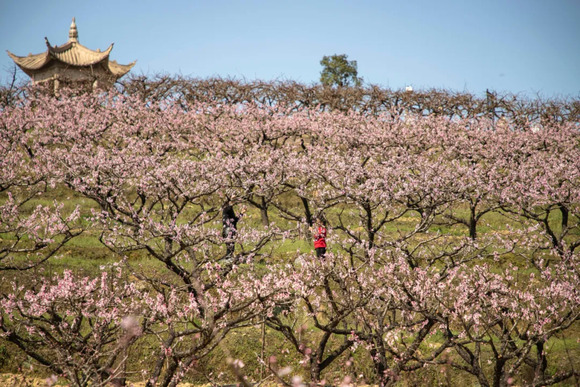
[312,217,327,258]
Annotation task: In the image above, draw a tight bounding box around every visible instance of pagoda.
[7,18,135,92]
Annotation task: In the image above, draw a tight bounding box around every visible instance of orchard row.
[0,90,579,386]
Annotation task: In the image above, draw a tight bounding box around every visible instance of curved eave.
[6,50,51,72]
[108,59,136,77]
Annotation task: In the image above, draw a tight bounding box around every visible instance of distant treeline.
[2,73,579,123]
[119,75,580,124]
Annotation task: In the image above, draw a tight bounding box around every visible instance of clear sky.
[1,0,579,98]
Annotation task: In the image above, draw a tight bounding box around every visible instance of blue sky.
[1,0,579,98]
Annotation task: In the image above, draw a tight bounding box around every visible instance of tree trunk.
[260,197,270,226]
[469,205,477,240]
[300,196,313,226]
[559,203,569,230]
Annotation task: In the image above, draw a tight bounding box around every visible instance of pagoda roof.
[6,18,135,77]
[7,41,113,70]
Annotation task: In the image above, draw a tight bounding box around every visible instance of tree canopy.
[319,54,362,87]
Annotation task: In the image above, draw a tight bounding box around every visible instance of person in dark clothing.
[312,217,327,258]
[222,201,240,260]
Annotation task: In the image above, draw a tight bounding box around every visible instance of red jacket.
[313,226,327,248]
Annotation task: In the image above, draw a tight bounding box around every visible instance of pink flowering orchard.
[0,88,579,387]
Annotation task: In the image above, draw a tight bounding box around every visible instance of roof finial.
[69,17,78,43]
